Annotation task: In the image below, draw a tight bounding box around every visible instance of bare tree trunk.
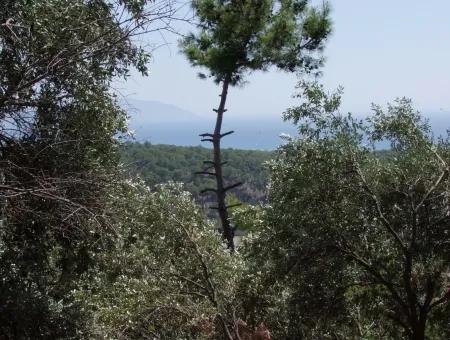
[213,76,233,249]
[212,74,234,250]
[198,75,240,250]
[410,322,426,340]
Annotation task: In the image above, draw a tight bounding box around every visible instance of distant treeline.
[121,142,273,203]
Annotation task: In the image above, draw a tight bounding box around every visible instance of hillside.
[121,143,273,203]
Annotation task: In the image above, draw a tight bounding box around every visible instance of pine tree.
[182,0,332,249]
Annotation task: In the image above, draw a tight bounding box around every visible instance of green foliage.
[0,0,170,337]
[229,203,264,232]
[3,1,449,338]
[76,183,244,339]
[241,85,450,338]
[182,0,332,84]
[121,143,272,203]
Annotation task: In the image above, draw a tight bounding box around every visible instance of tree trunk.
[409,314,427,340]
[212,75,234,250]
[410,324,426,340]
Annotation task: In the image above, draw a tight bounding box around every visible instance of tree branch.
[223,182,243,192]
[354,163,406,251]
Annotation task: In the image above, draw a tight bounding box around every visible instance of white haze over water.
[125,100,450,150]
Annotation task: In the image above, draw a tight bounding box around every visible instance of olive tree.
[0,0,177,336]
[76,183,244,339]
[244,84,450,339]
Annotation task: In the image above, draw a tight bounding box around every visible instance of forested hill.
[121,143,273,203]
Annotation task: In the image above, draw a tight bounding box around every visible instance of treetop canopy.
[182,0,332,85]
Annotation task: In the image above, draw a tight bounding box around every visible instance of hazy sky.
[119,0,450,118]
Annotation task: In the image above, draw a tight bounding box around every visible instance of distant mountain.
[124,99,202,123]
[122,99,450,150]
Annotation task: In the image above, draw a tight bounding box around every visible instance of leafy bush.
[76,183,244,339]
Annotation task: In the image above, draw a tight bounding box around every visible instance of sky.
[118,0,450,118]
